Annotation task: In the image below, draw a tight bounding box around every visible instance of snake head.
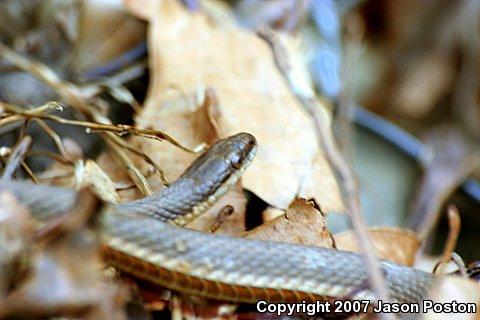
[221,132,258,171]
[183,132,258,187]
[173,132,257,214]
[128,133,258,226]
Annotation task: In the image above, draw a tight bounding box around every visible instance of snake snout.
[226,132,258,169]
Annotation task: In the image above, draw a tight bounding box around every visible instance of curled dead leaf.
[334,227,420,266]
[244,198,334,248]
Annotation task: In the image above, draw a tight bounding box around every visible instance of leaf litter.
[0,0,479,319]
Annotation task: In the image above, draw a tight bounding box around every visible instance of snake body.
[0,133,432,304]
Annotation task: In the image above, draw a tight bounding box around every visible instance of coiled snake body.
[0,133,432,304]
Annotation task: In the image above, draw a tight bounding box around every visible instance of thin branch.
[2,135,33,180]
[104,136,152,196]
[110,136,170,186]
[34,119,74,163]
[27,150,74,166]
[0,42,155,196]
[409,127,480,240]
[2,102,197,153]
[258,28,395,318]
[451,252,468,278]
[20,161,39,183]
[0,114,24,127]
[2,99,199,194]
[433,205,461,275]
[208,205,234,233]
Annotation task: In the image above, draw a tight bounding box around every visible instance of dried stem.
[410,128,480,240]
[34,119,74,163]
[433,205,461,275]
[208,205,234,233]
[27,150,74,166]
[337,13,364,156]
[258,28,395,318]
[1,102,196,153]
[0,42,171,196]
[20,162,38,183]
[110,136,170,186]
[2,135,32,180]
[104,135,153,196]
[451,252,468,278]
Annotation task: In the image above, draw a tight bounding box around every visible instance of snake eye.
[230,153,242,169]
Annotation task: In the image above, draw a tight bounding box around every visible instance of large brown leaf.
[123,0,343,213]
[334,227,421,266]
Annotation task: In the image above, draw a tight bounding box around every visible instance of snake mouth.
[173,140,258,226]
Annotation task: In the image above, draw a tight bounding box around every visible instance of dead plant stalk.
[258,28,396,320]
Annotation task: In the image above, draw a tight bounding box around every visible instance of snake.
[0,133,433,305]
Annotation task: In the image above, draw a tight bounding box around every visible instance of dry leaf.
[123,0,151,20]
[262,206,284,221]
[334,227,420,266]
[0,189,128,319]
[391,53,455,119]
[126,0,343,213]
[244,198,334,247]
[298,151,344,214]
[0,192,33,298]
[81,159,121,203]
[422,276,480,320]
[72,0,146,75]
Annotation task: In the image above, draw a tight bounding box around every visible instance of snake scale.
[0,133,433,305]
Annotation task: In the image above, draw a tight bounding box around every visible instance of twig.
[110,136,170,186]
[34,119,74,163]
[258,28,395,319]
[1,101,63,116]
[208,205,234,233]
[409,127,480,240]
[3,98,201,195]
[451,252,468,278]
[337,13,364,156]
[37,170,73,182]
[79,61,147,100]
[2,103,197,153]
[3,102,160,196]
[104,136,152,196]
[27,150,74,165]
[0,42,154,195]
[0,115,24,128]
[20,161,38,183]
[433,205,461,275]
[2,135,32,180]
